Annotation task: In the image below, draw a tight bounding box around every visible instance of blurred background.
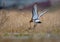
[0,0,60,42]
[0,0,50,9]
[0,0,60,9]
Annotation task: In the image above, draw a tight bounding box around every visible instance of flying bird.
[30,3,48,23]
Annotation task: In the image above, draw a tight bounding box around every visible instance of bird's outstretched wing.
[39,9,48,18]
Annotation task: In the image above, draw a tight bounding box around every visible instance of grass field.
[0,4,60,42]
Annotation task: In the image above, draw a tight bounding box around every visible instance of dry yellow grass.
[0,5,60,35]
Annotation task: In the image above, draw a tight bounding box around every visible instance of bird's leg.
[30,18,33,22]
[31,22,37,29]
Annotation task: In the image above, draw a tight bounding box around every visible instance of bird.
[30,3,41,23]
[30,3,48,24]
